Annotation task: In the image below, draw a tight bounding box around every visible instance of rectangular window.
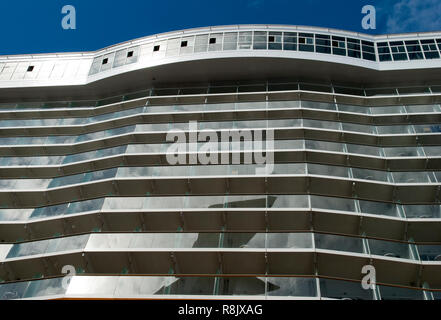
[194,34,208,52]
[298,33,314,52]
[223,32,238,50]
[102,58,108,65]
[421,39,440,59]
[27,66,34,72]
[208,33,223,51]
[153,45,160,52]
[405,40,424,60]
[283,32,297,51]
[347,38,361,58]
[315,34,331,54]
[389,41,408,61]
[127,51,133,57]
[362,40,376,61]
[253,31,267,50]
[179,36,194,54]
[238,31,252,49]
[332,36,346,56]
[377,42,392,61]
[268,32,282,50]
[435,38,441,48]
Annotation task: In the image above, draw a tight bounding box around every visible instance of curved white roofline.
[1,24,441,59]
[0,24,440,100]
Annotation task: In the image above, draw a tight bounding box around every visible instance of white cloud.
[385,0,441,33]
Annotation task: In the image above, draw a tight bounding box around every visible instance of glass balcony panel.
[145,197,185,210]
[392,171,431,184]
[0,178,51,190]
[307,164,349,178]
[95,146,127,158]
[319,279,374,300]
[235,120,267,129]
[103,197,144,210]
[114,276,170,296]
[192,165,227,176]
[117,167,154,178]
[86,234,132,249]
[383,147,420,157]
[301,101,336,111]
[268,119,302,128]
[337,104,370,114]
[7,239,50,258]
[146,105,175,113]
[303,119,340,130]
[268,101,300,109]
[225,195,267,208]
[174,104,204,112]
[267,233,313,249]
[403,204,441,219]
[417,245,441,261]
[413,124,441,134]
[273,163,306,175]
[368,239,412,259]
[187,196,226,209]
[107,126,136,137]
[267,277,317,297]
[222,233,266,248]
[347,143,381,156]
[0,281,29,300]
[177,233,220,248]
[23,278,65,298]
[167,277,215,295]
[305,140,344,152]
[359,200,398,217]
[370,106,405,114]
[136,123,170,132]
[235,101,266,110]
[315,234,365,254]
[378,285,425,300]
[63,151,96,164]
[201,121,233,130]
[76,131,106,143]
[217,277,265,296]
[204,103,234,111]
[130,233,176,248]
[66,276,118,296]
[352,168,389,182]
[46,234,89,253]
[311,196,356,212]
[342,123,373,134]
[275,140,304,150]
[85,168,117,182]
[0,209,33,221]
[376,125,411,135]
[406,104,441,113]
[30,203,68,219]
[67,198,105,214]
[424,146,441,157]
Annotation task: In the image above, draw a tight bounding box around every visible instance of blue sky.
[1,0,440,55]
